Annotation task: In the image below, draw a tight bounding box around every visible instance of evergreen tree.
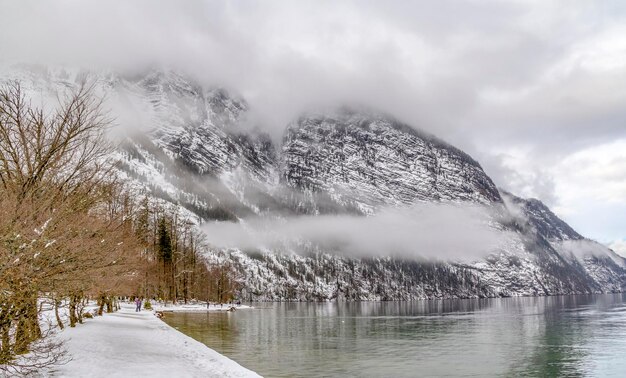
[157,218,172,263]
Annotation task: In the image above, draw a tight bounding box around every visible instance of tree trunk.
[0,310,12,364]
[14,296,40,354]
[69,295,78,327]
[54,299,64,330]
[97,294,105,316]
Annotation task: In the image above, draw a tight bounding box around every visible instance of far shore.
[152,301,254,313]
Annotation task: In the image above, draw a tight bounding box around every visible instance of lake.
[162,294,626,377]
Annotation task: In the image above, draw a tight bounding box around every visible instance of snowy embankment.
[153,302,253,313]
[46,303,260,378]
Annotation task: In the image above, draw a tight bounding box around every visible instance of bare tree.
[0,80,244,373]
[0,80,132,371]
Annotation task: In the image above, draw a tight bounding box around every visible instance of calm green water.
[162,294,626,377]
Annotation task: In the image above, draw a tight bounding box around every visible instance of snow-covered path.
[47,303,261,378]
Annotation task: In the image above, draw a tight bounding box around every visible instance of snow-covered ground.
[45,303,260,378]
[152,302,253,313]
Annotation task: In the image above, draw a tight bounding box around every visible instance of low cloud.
[555,239,626,267]
[202,203,511,262]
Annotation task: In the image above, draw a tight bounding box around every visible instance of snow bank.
[153,302,253,313]
[45,303,261,377]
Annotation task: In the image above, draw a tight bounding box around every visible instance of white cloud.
[554,139,626,207]
[202,204,512,262]
[541,139,626,240]
[609,239,626,257]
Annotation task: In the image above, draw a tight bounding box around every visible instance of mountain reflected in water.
[163,294,626,377]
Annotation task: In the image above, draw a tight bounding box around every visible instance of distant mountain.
[4,65,625,300]
[501,191,626,292]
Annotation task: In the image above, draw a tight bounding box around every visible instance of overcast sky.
[1,0,624,251]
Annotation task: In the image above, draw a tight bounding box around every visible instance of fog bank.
[203,203,512,261]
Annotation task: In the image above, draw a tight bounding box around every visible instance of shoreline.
[152,302,254,313]
[45,303,261,378]
[233,291,626,303]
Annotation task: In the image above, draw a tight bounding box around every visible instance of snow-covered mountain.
[282,109,501,213]
[3,65,625,300]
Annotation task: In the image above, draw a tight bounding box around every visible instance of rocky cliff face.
[281,110,501,213]
[501,191,626,293]
[4,65,625,300]
[140,71,276,180]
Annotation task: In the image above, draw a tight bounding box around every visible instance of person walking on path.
[135,297,142,312]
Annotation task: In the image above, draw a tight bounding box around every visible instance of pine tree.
[157,218,172,263]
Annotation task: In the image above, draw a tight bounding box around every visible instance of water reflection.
[163,294,626,377]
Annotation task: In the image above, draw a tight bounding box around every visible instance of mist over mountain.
[3,65,625,300]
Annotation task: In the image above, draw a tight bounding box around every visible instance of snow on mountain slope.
[502,191,626,292]
[281,109,501,213]
[501,191,582,241]
[3,64,625,300]
[139,71,276,180]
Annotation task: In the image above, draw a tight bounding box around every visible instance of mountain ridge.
[3,65,624,300]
